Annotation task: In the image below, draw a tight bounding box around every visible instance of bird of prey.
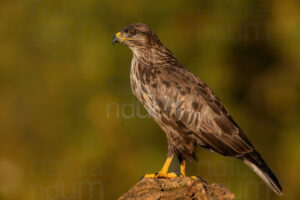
[112,23,282,196]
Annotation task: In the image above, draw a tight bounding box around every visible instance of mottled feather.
[114,23,282,195]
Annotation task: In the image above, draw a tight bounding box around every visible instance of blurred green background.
[0,0,300,199]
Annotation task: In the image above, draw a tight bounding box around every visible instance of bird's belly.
[130,67,197,159]
[131,85,198,159]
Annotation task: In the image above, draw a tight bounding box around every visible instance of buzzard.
[112,23,282,196]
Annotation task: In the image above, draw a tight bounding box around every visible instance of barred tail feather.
[243,151,283,196]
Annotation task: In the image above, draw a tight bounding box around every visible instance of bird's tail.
[242,150,283,196]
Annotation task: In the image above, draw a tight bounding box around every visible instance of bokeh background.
[1,0,300,199]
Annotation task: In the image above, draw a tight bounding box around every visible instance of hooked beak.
[112,32,133,45]
[112,32,121,45]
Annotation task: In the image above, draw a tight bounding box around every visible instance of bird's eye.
[124,29,129,33]
[129,29,136,36]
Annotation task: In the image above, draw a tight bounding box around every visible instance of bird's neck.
[130,45,180,66]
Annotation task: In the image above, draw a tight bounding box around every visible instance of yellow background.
[0,0,300,199]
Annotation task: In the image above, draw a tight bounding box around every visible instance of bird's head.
[112,23,161,49]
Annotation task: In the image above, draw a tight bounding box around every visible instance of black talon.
[194,176,207,183]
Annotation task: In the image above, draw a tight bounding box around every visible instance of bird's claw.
[142,171,183,179]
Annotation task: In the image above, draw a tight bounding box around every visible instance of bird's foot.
[143,171,183,179]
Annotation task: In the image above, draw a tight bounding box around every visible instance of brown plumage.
[112,23,282,196]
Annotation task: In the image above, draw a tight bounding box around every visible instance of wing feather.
[149,65,254,157]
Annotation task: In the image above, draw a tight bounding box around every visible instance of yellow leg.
[180,160,186,176]
[144,155,177,178]
[159,155,174,174]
